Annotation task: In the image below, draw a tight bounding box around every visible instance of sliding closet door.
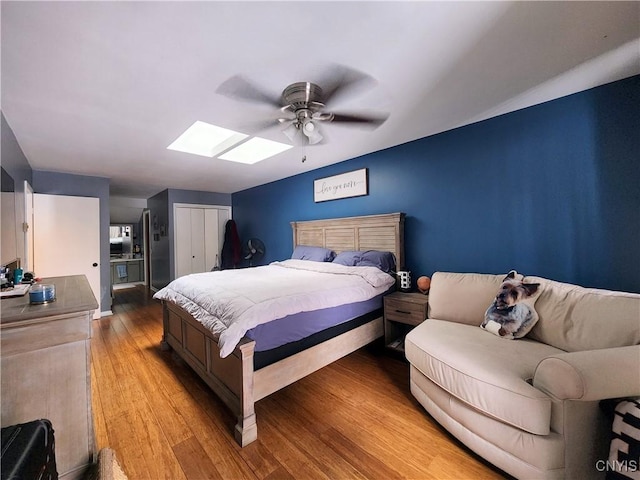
[175,206,194,279]
[174,204,230,279]
[203,208,219,272]
[33,194,101,319]
[190,208,207,273]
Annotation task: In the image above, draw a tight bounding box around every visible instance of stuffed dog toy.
[481,270,541,339]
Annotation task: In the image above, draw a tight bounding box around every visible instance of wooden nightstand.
[384,291,429,353]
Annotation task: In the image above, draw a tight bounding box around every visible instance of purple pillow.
[332,251,362,266]
[333,250,396,273]
[358,250,396,273]
[291,245,336,262]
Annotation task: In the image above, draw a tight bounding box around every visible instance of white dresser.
[1,275,98,479]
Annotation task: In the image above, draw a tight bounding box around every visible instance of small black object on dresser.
[1,419,58,480]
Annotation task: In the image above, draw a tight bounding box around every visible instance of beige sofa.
[405,272,640,479]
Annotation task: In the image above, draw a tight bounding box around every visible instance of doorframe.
[143,209,152,290]
[23,180,34,272]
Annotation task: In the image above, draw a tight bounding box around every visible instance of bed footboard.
[161,301,258,446]
[161,301,384,447]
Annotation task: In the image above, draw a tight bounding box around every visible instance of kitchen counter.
[109,257,143,263]
[110,258,143,284]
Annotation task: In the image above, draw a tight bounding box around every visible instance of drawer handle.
[395,309,412,315]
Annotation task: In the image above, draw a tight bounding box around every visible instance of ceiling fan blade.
[330,111,389,128]
[317,65,377,106]
[216,75,281,108]
[238,117,282,134]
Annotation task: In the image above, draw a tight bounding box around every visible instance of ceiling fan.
[216,65,388,146]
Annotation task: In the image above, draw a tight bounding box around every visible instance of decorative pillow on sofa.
[480,270,542,339]
[291,245,336,262]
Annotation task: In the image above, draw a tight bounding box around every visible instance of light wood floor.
[91,286,508,480]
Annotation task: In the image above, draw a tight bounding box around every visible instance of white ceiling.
[2,1,639,199]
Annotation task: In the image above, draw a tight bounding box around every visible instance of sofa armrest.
[533,345,640,401]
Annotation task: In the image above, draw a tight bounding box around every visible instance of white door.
[33,194,101,319]
[204,208,220,271]
[216,208,230,266]
[175,207,193,279]
[175,207,211,276]
[190,208,206,273]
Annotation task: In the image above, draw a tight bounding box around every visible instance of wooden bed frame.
[160,212,405,446]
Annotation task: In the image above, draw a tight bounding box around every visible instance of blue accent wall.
[233,76,640,293]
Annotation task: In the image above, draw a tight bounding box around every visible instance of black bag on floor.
[1,419,58,480]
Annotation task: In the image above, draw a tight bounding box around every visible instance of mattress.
[253,308,383,370]
[246,292,385,352]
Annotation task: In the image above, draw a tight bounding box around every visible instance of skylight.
[167,121,292,164]
[219,137,293,164]
[167,121,248,158]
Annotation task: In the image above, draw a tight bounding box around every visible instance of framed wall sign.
[314,168,368,202]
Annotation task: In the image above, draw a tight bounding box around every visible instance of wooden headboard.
[290,212,405,269]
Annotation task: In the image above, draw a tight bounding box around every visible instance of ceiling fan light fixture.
[282,122,299,143]
[307,131,323,145]
[302,119,315,135]
[302,119,323,144]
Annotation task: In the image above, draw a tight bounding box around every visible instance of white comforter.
[153,259,395,358]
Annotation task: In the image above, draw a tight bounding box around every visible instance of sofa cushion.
[526,276,640,352]
[405,319,564,435]
[428,272,519,326]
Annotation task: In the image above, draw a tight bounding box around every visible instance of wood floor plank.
[90,320,130,420]
[169,389,258,480]
[90,360,110,449]
[106,315,193,447]
[93,319,187,479]
[257,397,366,480]
[263,466,296,480]
[173,436,224,480]
[319,427,404,480]
[90,286,509,480]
